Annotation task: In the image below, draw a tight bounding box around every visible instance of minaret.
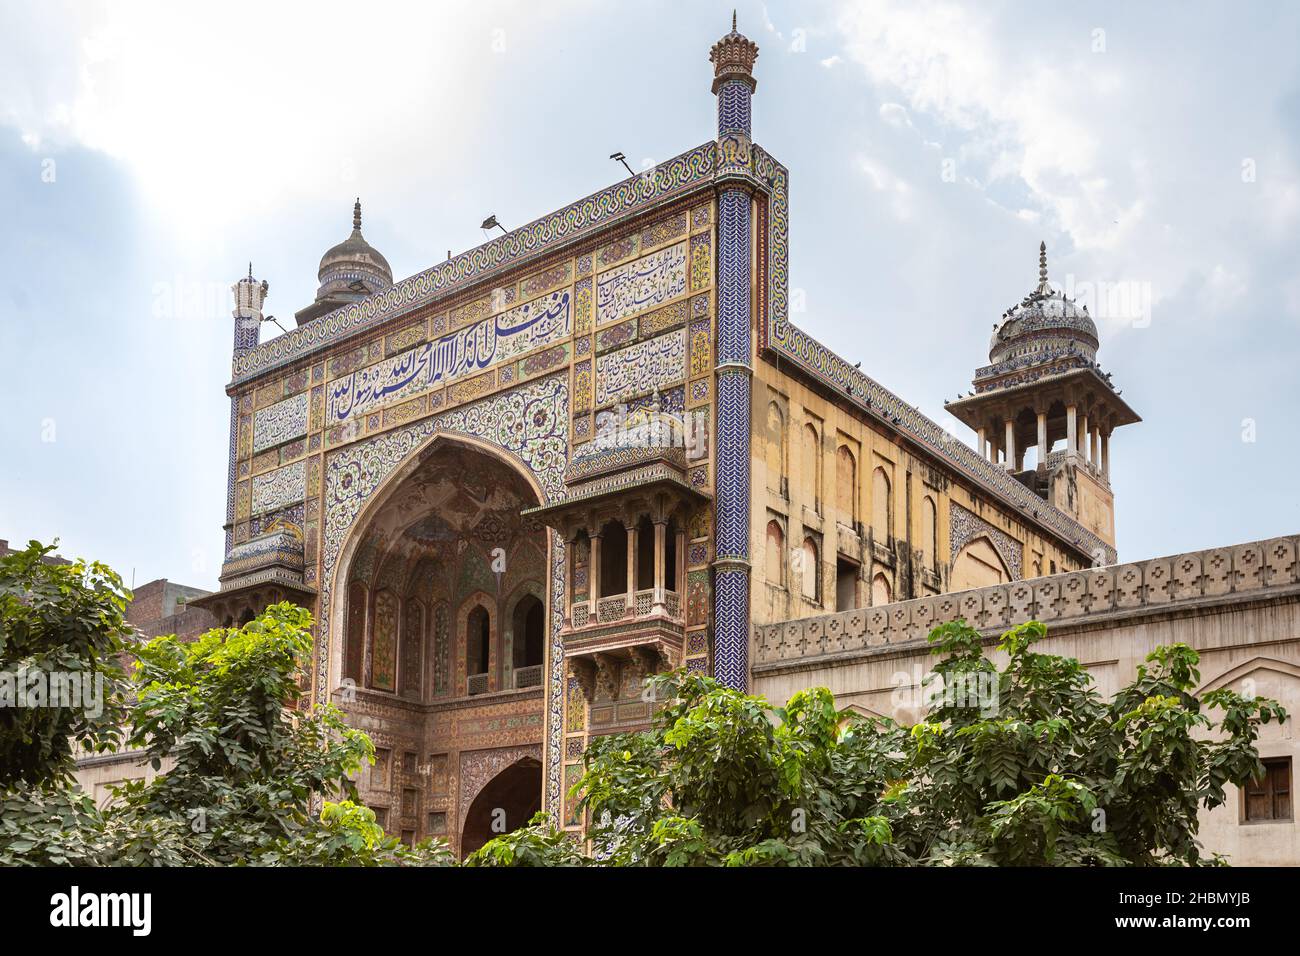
[944,243,1141,549]
[710,13,759,691]
[225,265,268,556]
[231,263,268,358]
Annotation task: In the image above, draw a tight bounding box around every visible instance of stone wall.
[752,535,1300,866]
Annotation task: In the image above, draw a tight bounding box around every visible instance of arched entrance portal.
[332,436,550,851]
[461,757,543,857]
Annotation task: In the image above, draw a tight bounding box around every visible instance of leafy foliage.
[1,540,1285,867]
[0,541,133,788]
[548,620,1286,867]
[0,577,450,867]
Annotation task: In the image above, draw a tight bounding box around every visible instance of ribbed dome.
[988,242,1097,367]
[315,199,392,300]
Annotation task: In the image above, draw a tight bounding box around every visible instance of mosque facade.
[191,21,1297,861]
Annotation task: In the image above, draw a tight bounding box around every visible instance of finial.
[710,9,759,93]
[1035,240,1051,294]
[248,261,253,281]
[353,198,362,233]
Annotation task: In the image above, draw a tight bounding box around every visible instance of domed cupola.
[945,241,1141,539]
[294,199,393,326]
[987,242,1099,370]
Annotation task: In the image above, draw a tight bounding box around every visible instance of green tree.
[0,541,133,788]
[0,560,450,866]
[546,619,1285,867]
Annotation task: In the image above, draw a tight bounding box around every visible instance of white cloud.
[0,1,570,246]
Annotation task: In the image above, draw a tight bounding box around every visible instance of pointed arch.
[951,535,1012,591]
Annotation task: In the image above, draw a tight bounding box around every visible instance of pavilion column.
[1080,413,1090,462]
[1090,427,1099,469]
[589,531,601,605]
[1101,429,1111,479]
[1036,411,1047,466]
[1004,419,1016,472]
[675,526,686,598]
[652,518,667,613]
[976,426,987,460]
[1066,404,1078,457]
[625,522,637,614]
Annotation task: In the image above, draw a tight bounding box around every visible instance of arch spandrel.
[318,373,570,815]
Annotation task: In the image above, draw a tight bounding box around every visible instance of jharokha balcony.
[525,405,707,698]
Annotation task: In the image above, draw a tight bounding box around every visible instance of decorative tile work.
[949,503,1024,580]
[251,460,305,515]
[573,277,593,335]
[521,261,573,298]
[641,212,688,249]
[596,234,639,270]
[717,80,752,136]
[713,181,754,691]
[447,370,496,406]
[385,319,428,357]
[638,298,690,338]
[546,531,566,816]
[572,414,591,441]
[689,231,712,293]
[595,319,637,354]
[689,319,712,377]
[233,142,716,383]
[371,589,398,691]
[573,360,593,415]
[576,253,593,278]
[594,328,687,407]
[691,204,711,230]
[327,290,570,424]
[690,378,710,403]
[712,568,749,688]
[596,241,687,327]
[317,372,569,703]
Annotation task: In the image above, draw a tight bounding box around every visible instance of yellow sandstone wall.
[748,361,1089,626]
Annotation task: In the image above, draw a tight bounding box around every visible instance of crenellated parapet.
[753,535,1300,669]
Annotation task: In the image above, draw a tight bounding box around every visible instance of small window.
[1244,758,1292,823]
[835,558,858,612]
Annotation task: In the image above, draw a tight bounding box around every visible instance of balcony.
[512,664,544,690]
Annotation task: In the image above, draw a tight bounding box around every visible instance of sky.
[1,0,1297,590]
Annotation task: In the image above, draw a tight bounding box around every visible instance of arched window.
[836,446,856,522]
[871,572,892,606]
[922,496,938,571]
[871,467,892,542]
[599,520,628,597]
[512,595,544,669]
[371,589,399,691]
[636,515,655,591]
[766,401,785,496]
[400,598,424,699]
[951,537,1012,591]
[801,537,819,601]
[467,606,490,678]
[803,423,821,512]
[765,520,786,586]
[344,581,367,685]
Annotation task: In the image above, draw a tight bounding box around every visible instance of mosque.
[188,20,1298,862]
